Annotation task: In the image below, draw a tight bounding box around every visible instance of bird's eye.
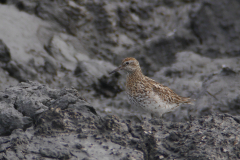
[126,62,129,65]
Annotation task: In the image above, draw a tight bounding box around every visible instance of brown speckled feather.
[110,57,194,117]
[144,76,192,104]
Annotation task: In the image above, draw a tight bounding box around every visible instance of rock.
[151,114,240,159]
[45,33,81,71]
[0,0,238,125]
[74,59,116,87]
[0,82,239,159]
[86,2,114,35]
[93,74,123,98]
[190,0,240,57]
[43,57,57,75]
[194,69,240,117]
[0,5,51,63]
[220,65,236,76]
[0,39,11,63]
[0,102,32,135]
[39,147,71,159]
[3,60,37,82]
[0,0,7,4]
[35,0,79,35]
[153,51,240,122]
[1,0,240,159]
[0,67,18,91]
[0,81,145,159]
[142,35,197,76]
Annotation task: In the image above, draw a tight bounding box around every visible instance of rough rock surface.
[153,51,240,122]
[1,0,240,121]
[0,81,239,160]
[0,0,240,159]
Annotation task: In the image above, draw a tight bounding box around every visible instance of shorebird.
[110,57,193,117]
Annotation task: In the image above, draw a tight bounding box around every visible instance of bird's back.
[126,73,193,116]
[145,76,193,105]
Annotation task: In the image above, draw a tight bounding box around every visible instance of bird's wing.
[144,76,192,104]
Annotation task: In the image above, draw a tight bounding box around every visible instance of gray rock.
[39,147,71,159]
[0,68,18,91]
[0,102,32,135]
[45,34,80,71]
[0,81,239,159]
[1,81,49,118]
[0,39,11,63]
[149,114,240,159]
[3,61,36,82]
[194,68,240,117]
[0,81,145,159]
[0,0,240,159]
[153,51,240,122]
[74,59,116,87]
[190,0,240,57]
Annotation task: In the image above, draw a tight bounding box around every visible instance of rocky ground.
[1,81,240,160]
[0,0,240,159]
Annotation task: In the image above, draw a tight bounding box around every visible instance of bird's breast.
[126,79,148,97]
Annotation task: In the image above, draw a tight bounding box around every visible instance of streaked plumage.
[110,57,193,117]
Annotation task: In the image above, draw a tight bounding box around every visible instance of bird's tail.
[182,97,195,105]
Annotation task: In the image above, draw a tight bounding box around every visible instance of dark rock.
[86,2,113,35]
[43,58,57,75]
[190,0,240,57]
[0,39,11,63]
[167,132,180,142]
[117,7,141,32]
[164,68,182,78]
[77,133,88,139]
[74,59,116,89]
[16,1,25,11]
[220,66,236,76]
[35,0,79,35]
[130,2,153,20]
[3,61,37,82]
[0,0,7,4]
[0,102,32,136]
[75,143,83,149]
[0,137,11,152]
[93,74,122,98]
[39,147,71,159]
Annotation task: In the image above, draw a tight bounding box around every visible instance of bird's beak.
[109,65,123,74]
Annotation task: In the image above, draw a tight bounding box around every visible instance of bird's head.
[109,57,141,74]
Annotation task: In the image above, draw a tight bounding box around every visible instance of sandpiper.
[110,57,193,117]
